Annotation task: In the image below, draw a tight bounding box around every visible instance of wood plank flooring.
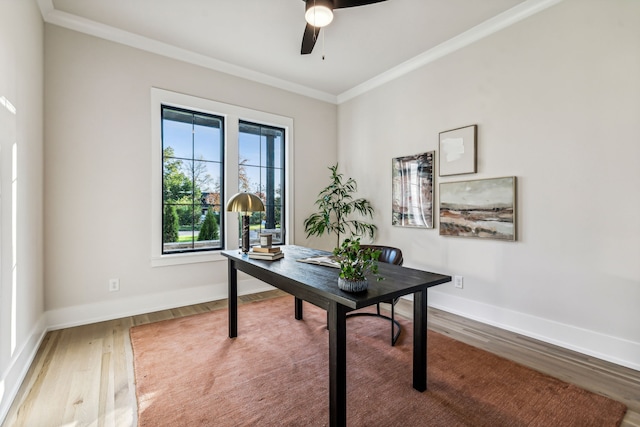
[3,290,638,426]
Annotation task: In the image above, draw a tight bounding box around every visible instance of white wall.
[0,0,45,421]
[43,25,337,327]
[338,0,640,370]
[2,5,637,423]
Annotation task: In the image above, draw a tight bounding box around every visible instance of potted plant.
[304,164,377,248]
[333,238,382,292]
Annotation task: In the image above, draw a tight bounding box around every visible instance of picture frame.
[439,124,477,176]
[392,151,434,228]
[439,176,516,241]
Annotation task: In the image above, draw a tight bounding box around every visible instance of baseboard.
[46,278,274,331]
[4,281,636,425]
[0,315,47,425]
[1,278,274,425]
[426,290,640,372]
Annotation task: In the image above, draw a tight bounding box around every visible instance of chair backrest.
[360,245,403,266]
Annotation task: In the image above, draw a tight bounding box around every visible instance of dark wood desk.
[222,245,451,427]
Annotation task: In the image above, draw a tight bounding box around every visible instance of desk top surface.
[222,245,451,310]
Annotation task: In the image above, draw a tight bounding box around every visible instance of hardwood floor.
[3,290,639,426]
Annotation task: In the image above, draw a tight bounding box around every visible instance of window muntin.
[239,121,285,246]
[162,106,224,254]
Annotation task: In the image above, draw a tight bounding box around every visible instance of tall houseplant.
[303,164,377,247]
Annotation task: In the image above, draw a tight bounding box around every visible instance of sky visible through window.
[163,120,280,195]
[162,118,221,195]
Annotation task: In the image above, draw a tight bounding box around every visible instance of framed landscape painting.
[439,176,516,241]
[392,152,434,228]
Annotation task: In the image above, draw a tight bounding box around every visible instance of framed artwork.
[392,151,434,228]
[439,176,516,241]
[439,124,477,176]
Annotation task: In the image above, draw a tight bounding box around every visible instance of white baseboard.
[427,289,640,372]
[0,316,47,425]
[46,278,275,330]
[1,278,274,425]
[3,282,637,425]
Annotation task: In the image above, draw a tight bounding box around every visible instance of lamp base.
[241,214,250,253]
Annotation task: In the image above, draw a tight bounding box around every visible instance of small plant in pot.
[333,238,383,292]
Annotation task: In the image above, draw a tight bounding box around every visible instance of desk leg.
[295,297,303,320]
[228,260,238,338]
[413,290,427,391]
[327,302,348,427]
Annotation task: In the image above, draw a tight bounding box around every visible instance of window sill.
[151,250,226,267]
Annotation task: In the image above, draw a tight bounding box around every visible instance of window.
[151,88,293,266]
[238,121,285,246]
[162,106,224,254]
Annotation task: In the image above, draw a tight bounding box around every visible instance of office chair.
[346,245,404,346]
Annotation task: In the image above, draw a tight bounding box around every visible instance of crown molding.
[337,0,564,103]
[36,0,338,104]
[37,0,562,105]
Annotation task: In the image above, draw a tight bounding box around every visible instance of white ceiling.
[38,0,559,103]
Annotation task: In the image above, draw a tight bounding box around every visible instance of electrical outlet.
[454,276,463,289]
[108,278,120,292]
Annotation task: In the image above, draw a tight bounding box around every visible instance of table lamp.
[226,192,265,253]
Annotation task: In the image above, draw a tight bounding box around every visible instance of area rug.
[130,296,626,426]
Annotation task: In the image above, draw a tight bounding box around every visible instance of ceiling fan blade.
[333,0,386,9]
[301,23,320,55]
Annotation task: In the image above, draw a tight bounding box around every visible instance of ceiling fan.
[301,0,388,55]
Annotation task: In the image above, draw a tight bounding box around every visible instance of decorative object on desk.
[297,255,339,268]
[440,176,516,241]
[252,246,281,254]
[259,233,273,247]
[249,244,283,261]
[303,163,377,247]
[248,250,284,261]
[333,238,382,292]
[439,124,477,176]
[392,151,434,228]
[226,192,265,252]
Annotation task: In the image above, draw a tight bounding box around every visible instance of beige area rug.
[130,296,626,426]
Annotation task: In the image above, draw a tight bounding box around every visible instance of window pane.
[194,115,222,161]
[241,165,261,193]
[239,121,285,246]
[162,105,224,254]
[163,158,192,202]
[260,128,284,169]
[162,109,193,160]
[196,205,221,247]
[238,126,261,166]
[193,160,221,194]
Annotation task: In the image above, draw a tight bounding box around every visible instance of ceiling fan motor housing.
[301,0,387,55]
[305,0,335,28]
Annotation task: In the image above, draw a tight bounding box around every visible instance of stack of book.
[248,245,284,261]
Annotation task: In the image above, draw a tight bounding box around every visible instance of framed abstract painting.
[439,124,477,176]
[392,152,434,228]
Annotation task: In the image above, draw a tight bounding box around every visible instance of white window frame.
[150,88,294,267]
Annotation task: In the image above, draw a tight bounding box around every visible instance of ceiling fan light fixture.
[305,2,334,28]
